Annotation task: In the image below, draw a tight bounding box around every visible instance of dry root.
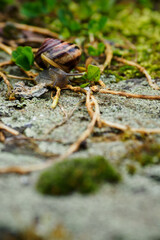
[51,87,61,109]
[0,22,58,38]
[99,88,160,100]
[0,71,12,94]
[114,56,159,90]
[0,122,19,136]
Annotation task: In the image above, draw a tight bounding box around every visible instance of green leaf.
[88,46,98,56]
[20,0,56,18]
[80,82,90,88]
[58,8,81,33]
[88,16,107,34]
[87,65,101,82]
[88,42,105,56]
[12,46,34,71]
[97,42,105,54]
[21,2,44,18]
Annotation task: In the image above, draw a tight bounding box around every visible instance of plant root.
[99,88,160,100]
[0,71,12,94]
[114,56,159,90]
[0,122,19,136]
[0,22,58,38]
[51,87,61,109]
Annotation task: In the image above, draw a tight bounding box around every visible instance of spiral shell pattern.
[35,38,81,72]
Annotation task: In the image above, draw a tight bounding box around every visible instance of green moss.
[105,8,160,80]
[131,143,160,166]
[126,164,137,175]
[36,156,121,196]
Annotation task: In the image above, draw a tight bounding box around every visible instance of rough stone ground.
[0,58,160,239]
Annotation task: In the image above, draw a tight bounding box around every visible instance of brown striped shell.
[35,38,81,73]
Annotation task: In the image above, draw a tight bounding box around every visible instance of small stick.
[0,60,13,67]
[58,103,68,118]
[64,85,87,94]
[99,88,160,100]
[86,90,93,118]
[0,22,58,38]
[15,38,45,44]
[90,95,102,128]
[100,41,113,73]
[0,122,19,136]
[0,131,5,142]
[0,42,12,55]
[22,70,38,79]
[101,119,160,134]
[87,88,160,134]
[51,87,61,109]
[114,56,159,90]
[98,80,107,88]
[0,71,12,93]
[7,74,36,81]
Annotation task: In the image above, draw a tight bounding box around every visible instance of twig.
[0,71,12,93]
[114,56,159,90]
[0,22,58,38]
[0,131,5,142]
[51,87,61,109]
[89,87,160,133]
[0,122,19,136]
[15,38,45,45]
[22,70,38,78]
[0,42,12,55]
[0,60,13,67]
[98,80,107,88]
[58,103,68,118]
[64,85,87,94]
[101,119,160,134]
[100,41,113,73]
[7,74,36,81]
[99,88,160,100]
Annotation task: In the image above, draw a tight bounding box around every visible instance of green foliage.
[88,42,106,56]
[58,8,81,33]
[2,0,160,80]
[87,64,101,81]
[12,46,34,71]
[88,16,107,34]
[80,65,101,88]
[36,156,121,195]
[21,0,56,18]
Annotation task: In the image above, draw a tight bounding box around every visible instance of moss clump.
[36,156,121,196]
[131,143,160,166]
[105,8,160,80]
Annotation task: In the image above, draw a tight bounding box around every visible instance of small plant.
[36,156,121,196]
[80,64,101,88]
[12,46,34,71]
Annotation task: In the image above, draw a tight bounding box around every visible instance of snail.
[13,38,82,101]
[35,38,82,88]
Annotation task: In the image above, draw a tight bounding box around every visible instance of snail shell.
[35,38,82,73]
